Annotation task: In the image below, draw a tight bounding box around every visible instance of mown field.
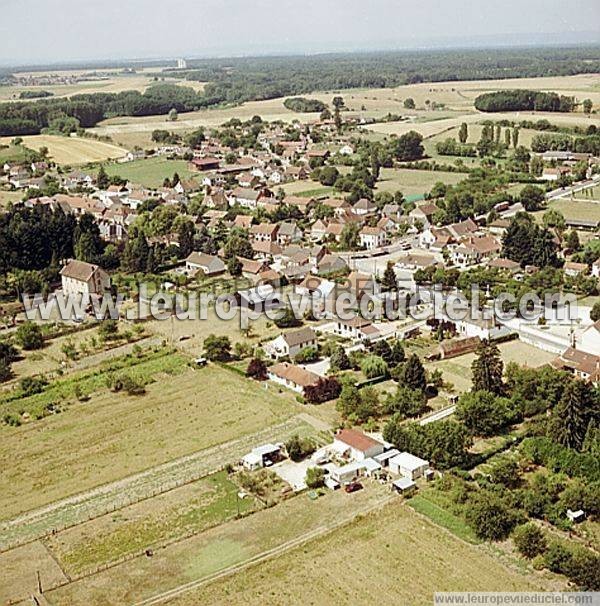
[0,353,299,520]
[100,156,196,188]
[166,502,557,606]
[543,198,600,223]
[0,134,127,164]
[375,167,465,198]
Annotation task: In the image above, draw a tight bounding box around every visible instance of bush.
[98,320,119,342]
[246,358,267,380]
[304,377,341,404]
[512,523,547,559]
[15,322,44,350]
[544,541,573,574]
[19,375,48,396]
[465,490,519,541]
[360,355,388,379]
[306,467,326,489]
[285,435,316,462]
[295,346,319,364]
[203,334,232,361]
[106,372,146,395]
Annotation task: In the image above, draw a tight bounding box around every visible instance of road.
[546,175,600,201]
[419,405,456,425]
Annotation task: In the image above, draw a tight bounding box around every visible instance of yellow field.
[0,134,127,164]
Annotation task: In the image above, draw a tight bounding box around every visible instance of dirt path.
[0,416,316,552]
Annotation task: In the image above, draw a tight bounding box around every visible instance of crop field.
[375,167,465,197]
[0,358,299,521]
[43,470,258,577]
[42,483,392,606]
[426,340,558,394]
[0,134,127,164]
[100,156,196,188]
[165,502,556,606]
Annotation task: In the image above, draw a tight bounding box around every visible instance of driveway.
[271,459,312,491]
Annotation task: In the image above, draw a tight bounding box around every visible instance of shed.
[389,452,429,480]
[392,477,416,494]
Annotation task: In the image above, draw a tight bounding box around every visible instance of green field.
[375,167,465,197]
[100,156,196,188]
[545,198,600,224]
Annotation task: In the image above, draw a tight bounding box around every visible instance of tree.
[550,378,596,451]
[329,346,350,372]
[399,353,426,391]
[305,466,326,489]
[457,390,514,436]
[490,456,520,488]
[590,301,600,322]
[512,523,547,559]
[389,340,405,366]
[274,307,302,329]
[227,256,243,277]
[285,434,316,461]
[403,98,416,109]
[305,377,341,404]
[471,339,503,395]
[98,319,119,341]
[565,230,581,252]
[519,185,545,212]
[381,261,398,292]
[15,321,43,350]
[96,165,110,190]
[203,334,231,361]
[582,99,593,114]
[295,346,318,364]
[246,358,267,380]
[223,231,253,260]
[465,491,518,541]
[167,108,178,121]
[360,355,388,379]
[332,96,345,109]
[458,122,468,144]
[0,358,11,382]
[177,219,195,258]
[504,128,511,148]
[391,131,424,161]
[340,223,360,250]
[512,127,519,148]
[384,386,427,418]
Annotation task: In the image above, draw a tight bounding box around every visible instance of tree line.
[475,90,576,113]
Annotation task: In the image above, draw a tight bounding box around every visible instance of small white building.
[359,226,386,250]
[389,452,429,480]
[242,443,282,470]
[267,362,321,394]
[185,252,226,276]
[333,429,385,462]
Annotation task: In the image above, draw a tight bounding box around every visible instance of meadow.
[100,156,196,188]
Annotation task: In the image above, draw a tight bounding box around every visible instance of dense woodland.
[474,90,576,113]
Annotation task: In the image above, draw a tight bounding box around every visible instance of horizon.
[1,0,599,68]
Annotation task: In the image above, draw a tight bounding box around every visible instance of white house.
[359,226,386,250]
[267,362,321,394]
[60,259,111,302]
[389,452,429,480]
[580,321,600,355]
[264,327,317,360]
[332,429,385,462]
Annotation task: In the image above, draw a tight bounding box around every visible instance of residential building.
[267,362,321,394]
[264,327,317,360]
[60,259,111,301]
[332,429,385,461]
[185,252,226,276]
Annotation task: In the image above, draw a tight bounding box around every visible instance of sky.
[1,0,599,66]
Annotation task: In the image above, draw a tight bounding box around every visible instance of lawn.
[0,189,22,208]
[0,134,127,165]
[546,198,600,224]
[375,167,465,198]
[43,470,258,577]
[166,501,555,606]
[0,360,299,521]
[100,156,197,188]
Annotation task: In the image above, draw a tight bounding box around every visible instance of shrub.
[465,491,519,541]
[306,467,326,489]
[15,322,44,350]
[246,358,267,380]
[512,523,547,559]
[304,377,341,404]
[360,355,388,379]
[295,346,319,364]
[544,541,573,574]
[19,375,48,396]
[285,435,316,462]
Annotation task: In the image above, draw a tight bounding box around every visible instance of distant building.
[176,58,187,69]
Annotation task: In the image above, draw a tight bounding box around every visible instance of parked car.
[344,482,363,493]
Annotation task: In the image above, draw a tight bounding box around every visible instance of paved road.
[419,405,456,425]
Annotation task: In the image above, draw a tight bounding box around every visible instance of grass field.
[43,470,257,577]
[0,134,127,164]
[426,340,558,394]
[542,198,600,224]
[375,167,465,197]
[0,189,22,207]
[100,156,196,188]
[165,502,557,606]
[0,361,298,520]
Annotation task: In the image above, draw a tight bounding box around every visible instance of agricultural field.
[425,340,558,394]
[0,70,206,102]
[0,189,22,207]
[165,502,558,606]
[39,483,392,606]
[100,156,196,188]
[375,167,465,198]
[87,74,600,149]
[0,134,127,164]
[0,355,299,520]
[543,198,600,224]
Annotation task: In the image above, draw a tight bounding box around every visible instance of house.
[333,316,381,341]
[232,215,253,230]
[564,261,588,278]
[551,346,600,386]
[276,222,303,245]
[359,226,387,250]
[229,187,265,209]
[437,336,481,360]
[185,252,226,276]
[316,254,348,276]
[352,198,377,216]
[389,452,429,480]
[250,223,279,242]
[451,236,501,268]
[322,198,351,217]
[592,259,600,279]
[332,429,385,461]
[60,259,111,302]
[487,258,520,274]
[541,166,571,181]
[238,257,269,279]
[264,326,317,360]
[267,362,321,394]
[203,188,229,210]
[580,321,600,355]
[409,203,439,226]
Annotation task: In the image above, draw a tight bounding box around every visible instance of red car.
[344,482,363,493]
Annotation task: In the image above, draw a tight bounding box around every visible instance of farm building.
[242,444,283,470]
[333,429,385,462]
[389,452,430,480]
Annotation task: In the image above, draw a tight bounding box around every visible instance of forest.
[474,90,576,113]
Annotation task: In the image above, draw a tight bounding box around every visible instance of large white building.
[60,259,111,303]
